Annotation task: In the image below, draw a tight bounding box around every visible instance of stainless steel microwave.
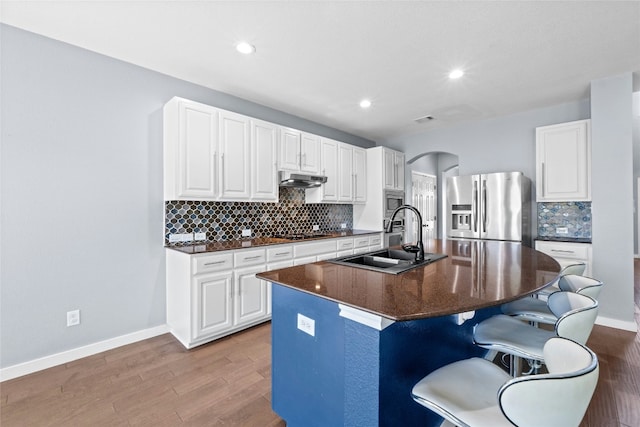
[384,190,405,218]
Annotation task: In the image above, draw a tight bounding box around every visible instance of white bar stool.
[535,261,586,299]
[501,275,603,324]
[473,291,598,376]
[411,337,599,427]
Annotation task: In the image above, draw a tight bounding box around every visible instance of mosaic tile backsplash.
[165,187,353,244]
[537,202,592,239]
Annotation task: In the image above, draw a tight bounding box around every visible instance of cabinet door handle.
[274,252,290,256]
[204,260,226,266]
[551,249,575,254]
[541,162,545,197]
[221,153,225,188]
[243,255,262,261]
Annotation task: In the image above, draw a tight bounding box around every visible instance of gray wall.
[0,24,374,368]
[383,98,590,242]
[591,73,635,324]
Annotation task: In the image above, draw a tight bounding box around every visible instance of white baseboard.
[0,324,169,382]
[595,315,638,332]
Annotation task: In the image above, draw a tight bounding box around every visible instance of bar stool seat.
[501,275,603,325]
[411,337,599,427]
[474,291,598,375]
[535,262,586,299]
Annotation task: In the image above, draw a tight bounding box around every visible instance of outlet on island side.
[297,313,315,337]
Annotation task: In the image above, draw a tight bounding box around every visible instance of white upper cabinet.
[278,128,321,174]
[164,97,279,202]
[251,119,279,201]
[383,148,405,191]
[353,147,367,204]
[164,97,219,200]
[219,110,251,200]
[306,140,367,204]
[320,138,339,202]
[338,143,354,202]
[536,119,591,201]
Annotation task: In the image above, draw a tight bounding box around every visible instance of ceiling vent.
[414,115,435,124]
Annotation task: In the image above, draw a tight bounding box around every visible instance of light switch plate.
[180,233,193,242]
[242,229,252,238]
[556,227,569,235]
[297,313,315,336]
[194,232,206,241]
[341,223,347,229]
[313,225,320,231]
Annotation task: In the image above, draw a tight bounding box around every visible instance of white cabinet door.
[279,127,301,171]
[536,119,591,201]
[395,152,405,191]
[219,110,251,200]
[251,119,278,201]
[164,98,219,200]
[383,148,396,190]
[233,266,268,327]
[383,148,404,190]
[320,139,339,201]
[194,272,233,339]
[353,147,367,203]
[338,144,354,202]
[300,132,321,174]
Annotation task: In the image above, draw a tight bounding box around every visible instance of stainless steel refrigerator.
[447,172,531,244]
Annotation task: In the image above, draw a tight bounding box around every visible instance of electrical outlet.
[556,227,569,235]
[242,229,252,238]
[180,233,193,242]
[194,232,206,241]
[313,225,320,231]
[169,233,193,243]
[67,309,80,327]
[341,223,347,229]
[297,313,315,336]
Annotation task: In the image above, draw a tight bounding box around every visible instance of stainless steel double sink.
[328,248,447,275]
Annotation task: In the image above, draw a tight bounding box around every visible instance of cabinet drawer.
[369,235,382,247]
[294,240,336,257]
[336,239,354,251]
[354,237,370,248]
[267,245,293,262]
[193,252,234,274]
[234,248,266,267]
[535,241,590,260]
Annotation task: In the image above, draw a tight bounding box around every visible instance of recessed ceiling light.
[449,69,464,79]
[236,42,256,55]
[359,99,372,109]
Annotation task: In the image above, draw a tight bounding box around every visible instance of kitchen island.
[256,239,561,427]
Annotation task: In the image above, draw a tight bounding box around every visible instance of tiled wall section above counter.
[165,187,352,244]
[537,202,592,239]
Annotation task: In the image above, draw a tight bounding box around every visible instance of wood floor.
[2,263,639,426]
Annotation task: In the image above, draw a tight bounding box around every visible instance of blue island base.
[271,284,501,427]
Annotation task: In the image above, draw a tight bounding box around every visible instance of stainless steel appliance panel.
[482,172,523,241]
[447,172,530,243]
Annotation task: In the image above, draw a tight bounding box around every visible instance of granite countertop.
[165,229,383,254]
[257,239,561,321]
[535,236,592,244]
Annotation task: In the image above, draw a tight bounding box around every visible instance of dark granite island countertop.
[258,238,561,427]
[257,238,561,321]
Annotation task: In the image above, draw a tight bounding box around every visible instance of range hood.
[279,171,328,188]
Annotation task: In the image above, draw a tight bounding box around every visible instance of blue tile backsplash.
[537,202,592,239]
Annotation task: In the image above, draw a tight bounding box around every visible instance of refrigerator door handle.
[482,179,487,233]
[473,180,478,232]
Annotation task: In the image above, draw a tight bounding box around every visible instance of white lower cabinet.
[535,240,593,278]
[233,265,268,327]
[194,272,233,339]
[166,233,384,348]
[166,248,270,349]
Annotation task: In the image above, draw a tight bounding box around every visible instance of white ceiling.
[2,1,639,142]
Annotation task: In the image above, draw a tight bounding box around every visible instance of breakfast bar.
[256,239,561,427]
